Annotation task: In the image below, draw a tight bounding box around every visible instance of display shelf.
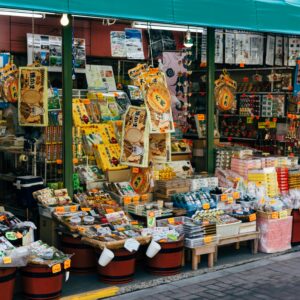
[218,114,287,119]
[235,92,292,95]
[220,136,257,141]
[216,66,294,72]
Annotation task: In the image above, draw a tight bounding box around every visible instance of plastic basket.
[217,221,241,237]
[185,235,218,248]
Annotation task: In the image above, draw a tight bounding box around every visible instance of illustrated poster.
[110,31,126,57]
[125,29,145,60]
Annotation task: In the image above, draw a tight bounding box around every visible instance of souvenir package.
[82,99,101,123]
[93,144,127,171]
[131,167,152,194]
[18,67,48,126]
[108,120,123,143]
[149,133,171,163]
[72,99,90,126]
[215,70,237,111]
[153,160,193,180]
[120,106,149,167]
[82,127,103,156]
[146,83,175,133]
[75,164,104,183]
[0,61,18,103]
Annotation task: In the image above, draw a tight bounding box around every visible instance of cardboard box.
[105,168,131,182]
[39,215,58,247]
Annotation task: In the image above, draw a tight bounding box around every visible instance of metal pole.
[62,15,73,196]
[207,27,215,173]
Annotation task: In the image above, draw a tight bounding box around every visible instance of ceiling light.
[132,21,203,33]
[60,14,69,26]
[0,9,44,18]
[184,30,193,48]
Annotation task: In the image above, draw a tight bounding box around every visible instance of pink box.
[257,216,292,253]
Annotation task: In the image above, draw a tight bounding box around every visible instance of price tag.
[16,232,23,239]
[249,214,256,222]
[203,203,210,210]
[131,221,138,225]
[204,236,213,244]
[141,194,148,201]
[56,159,63,165]
[133,195,140,202]
[124,196,132,205]
[106,208,115,214]
[77,226,86,233]
[70,206,77,212]
[81,207,91,212]
[221,194,228,201]
[197,114,205,121]
[271,212,279,219]
[168,218,175,224]
[279,210,288,219]
[227,197,233,204]
[233,192,240,199]
[132,167,140,174]
[64,259,71,270]
[52,264,61,274]
[55,206,65,213]
[3,256,12,264]
[0,215,6,221]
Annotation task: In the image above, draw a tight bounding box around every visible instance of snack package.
[18,67,48,126]
[149,133,171,163]
[120,106,149,167]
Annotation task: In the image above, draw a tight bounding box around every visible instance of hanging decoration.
[18,66,48,126]
[214,70,237,111]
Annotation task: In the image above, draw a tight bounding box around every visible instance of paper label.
[52,264,61,274]
[197,114,205,121]
[70,206,77,212]
[221,194,228,201]
[133,195,140,202]
[168,218,175,224]
[227,197,234,204]
[141,194,148,201]
[279,210,288,219]
[64,259,71,269]
[204,236,213,244]
[203,203,210,210]
[3,257,12,264]
[249,214,256,222]
[55,206,65,213]
[106,208,115,214]
[81,207,91,212]
[123,196,132,205]
[233,192,240,199]
[132,167,140,174]
[271,212,279,219]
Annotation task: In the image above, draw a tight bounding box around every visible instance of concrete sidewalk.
[108,251,300,300]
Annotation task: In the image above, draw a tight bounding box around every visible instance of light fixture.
[0,9,44,18]
[184,30,193,48]
[60,14,69,26]
[132,21,203,33]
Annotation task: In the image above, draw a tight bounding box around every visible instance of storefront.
[1,1,300,299]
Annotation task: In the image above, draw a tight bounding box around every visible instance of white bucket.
[146,240,161,258]
[98,247,114,267]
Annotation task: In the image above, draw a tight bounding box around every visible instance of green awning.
[1,0,300,34]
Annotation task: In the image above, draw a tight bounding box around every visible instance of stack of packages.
[276,167,289,194]
[231,157,262,179]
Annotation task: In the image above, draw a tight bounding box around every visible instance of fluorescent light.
[132,21,203,33]
[0,9,44,18]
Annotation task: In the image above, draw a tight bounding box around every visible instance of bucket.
[0,268,17,300]
[146,239,184,276]
[98,248,114,267]
[146,240,161,258]
[96,248,136,284]
[60,235,97,273]
[21,264,63,300]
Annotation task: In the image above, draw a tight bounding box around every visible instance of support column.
[206,27,215,173]
[62,15,73,196]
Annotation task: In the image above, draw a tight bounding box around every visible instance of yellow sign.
[81,207,91,212]
[204,236,213,244]
[233,192,240,199]
[221,194,228,201]
[168,218,175,224]
[55,206,65,213]
[70,206,77,213]
[133,195,140,202]
[123,196,132,205]
[203,203,210,210]
[197,114,205,121]
[271,212,279,219]
[249,214,256,222]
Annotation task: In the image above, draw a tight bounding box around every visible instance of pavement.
[107,251,300,300]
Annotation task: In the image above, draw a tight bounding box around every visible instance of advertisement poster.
[85,65,117,91]
[125,29,145,60]
[248,34,264,65]
[235,33,250,64]
[275,36,283,66]
[225,31,235,64]
[110,31,127,57]
[27,33,86,72]
[266,35,275,66]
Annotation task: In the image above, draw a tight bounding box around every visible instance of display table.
[215,231,260,262]
[183,244,216,270]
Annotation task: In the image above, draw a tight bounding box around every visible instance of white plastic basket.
[217,221,241,237]
[185,235,218,248]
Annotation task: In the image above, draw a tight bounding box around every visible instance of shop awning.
[2,0,300,34]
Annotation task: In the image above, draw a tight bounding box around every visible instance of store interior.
[1,7,300,300]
